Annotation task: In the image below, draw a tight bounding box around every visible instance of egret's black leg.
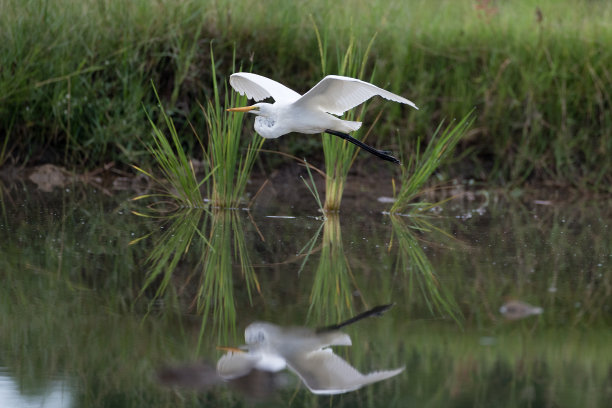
[324,129,400,165]
[316,304,395,333]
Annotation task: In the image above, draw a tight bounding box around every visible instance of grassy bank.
[1,0,611,190]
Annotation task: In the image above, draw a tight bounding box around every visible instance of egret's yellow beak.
[216,346,245,353]
[226,106,258,112]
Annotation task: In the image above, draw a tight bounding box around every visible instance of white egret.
[216,304,404,395]
[226,73,418,164]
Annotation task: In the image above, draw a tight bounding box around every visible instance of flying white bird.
[226,73,418,164]
[216,304,404,395]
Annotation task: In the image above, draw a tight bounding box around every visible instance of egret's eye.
[246,328,265,344]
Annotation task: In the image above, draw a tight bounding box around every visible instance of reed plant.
[135,85,209,210]
[313,27,382,211]
[2,0,611,190]
[204,49,264,209]
[390,111,474,214]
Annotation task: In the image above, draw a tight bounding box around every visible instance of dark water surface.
[1,182,611,407]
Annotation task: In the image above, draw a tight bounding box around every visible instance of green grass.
[204,49,264,209]
[135,85,209,209]
[314,30,384,211]
[390,111,475,213]
[1,0,611,190]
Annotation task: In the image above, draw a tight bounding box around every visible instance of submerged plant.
[203,48,264,209]
[390,111,475,214]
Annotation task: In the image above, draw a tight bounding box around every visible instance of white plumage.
[227,73,418,164]
[216,321,404,395]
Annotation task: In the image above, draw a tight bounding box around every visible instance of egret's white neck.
[250,103,285,139]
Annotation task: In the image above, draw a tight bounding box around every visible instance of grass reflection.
[140,208,260,344]
[308,214,360,325]
[197,209,261,342]
[390,215,462,324]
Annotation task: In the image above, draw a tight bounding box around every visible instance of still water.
[0,180,611,407]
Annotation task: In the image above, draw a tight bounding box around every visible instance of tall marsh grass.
[1,0,611,189]
[313,30,386,211]
[390,112,475,213]
[135,85,208,209]
[204,51,264,209]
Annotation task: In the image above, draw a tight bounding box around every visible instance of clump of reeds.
[135,85,208,209]
[203,49,264,209]
[313,26,382,212]
[136,49,263,211]
[390,111,474,214]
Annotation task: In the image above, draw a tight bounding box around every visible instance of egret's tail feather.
[361,367,405,385]
[340,120,362,132]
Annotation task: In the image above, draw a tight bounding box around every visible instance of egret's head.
[226,103,273,117]
[245,324,267,344]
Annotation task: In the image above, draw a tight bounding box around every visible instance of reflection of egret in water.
[157,361,286,400]
[139,209,260,342]
[217,305,403,395]
[389,215,462,322]
[308,214,362,325]
[500,300,543,320]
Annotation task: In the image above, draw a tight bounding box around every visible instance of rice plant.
[204,48,264,209]
[313,26,382,212]
[390,111,475,214]
[135,84,210,210]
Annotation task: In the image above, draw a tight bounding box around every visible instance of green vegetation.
[1,0,610,191]
[391,111,475,213]
[315,30,381,211]
[204,51,264,209]
[1,181,610,407]
[135,86,208,209]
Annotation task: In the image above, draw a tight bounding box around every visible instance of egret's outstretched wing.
[286,348,404,395]
[229,73,301,103]
[216,352,261,380]
[296,75,418,115]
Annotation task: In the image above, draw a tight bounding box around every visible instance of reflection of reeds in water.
[140,209,210,300]
[308,214,361,325]
[140,208,260,343]
[197,209,261,343]
[390,215,462,323]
